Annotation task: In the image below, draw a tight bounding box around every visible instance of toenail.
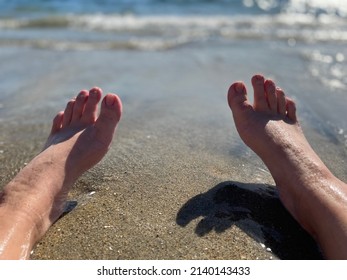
[105,95,115,106]
[234,83,244,94]
[254,75,264,82]
[90,90,98,96]
[90,87,101,95]
[78,91,88,98]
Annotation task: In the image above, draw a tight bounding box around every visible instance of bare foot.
[227,74,347,259]
[0,87,122,259]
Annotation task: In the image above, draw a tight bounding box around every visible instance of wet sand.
[1,41,347,259]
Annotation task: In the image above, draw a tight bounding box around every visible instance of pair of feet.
[1,75,346,259]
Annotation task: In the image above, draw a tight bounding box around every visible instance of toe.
[286,97,297,122]
[71,90,89,123]
[227,82,253,113]
[251,74,269,112]
[264,79,277,113]
[276,87,286,116]
[81,87,102,124]
[98,94,122,125]
[51,111,64,134]
[62,99,75,127]
[94,94,122,144]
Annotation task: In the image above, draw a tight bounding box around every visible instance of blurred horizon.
[0,0,346,17]
[0,0,346,51]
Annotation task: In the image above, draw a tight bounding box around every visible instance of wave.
[0,38,188,51]
[1,13,347,51]
[283,0,347,17]
[1,12,346,29]
[2,0,347,17]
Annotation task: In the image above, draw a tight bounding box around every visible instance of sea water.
[0,0,347,150]
[0,0,346,85]
[1,0,347,49]
[0,0,346,133]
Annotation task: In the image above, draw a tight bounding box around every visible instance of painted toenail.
[234,83,244,94]
[78,91,87,99]
[105,95,115,106]
[90,90,98,97]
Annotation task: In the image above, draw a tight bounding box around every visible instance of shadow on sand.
[176,181,323,259]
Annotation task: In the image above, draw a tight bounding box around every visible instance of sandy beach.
[2,36,347,259]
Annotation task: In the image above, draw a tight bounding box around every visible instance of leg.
[0,87,122,259]
[227,74,347,259]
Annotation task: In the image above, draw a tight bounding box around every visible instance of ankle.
[0,202,42,259]
[276,168,339,239]
[1,180,55,239]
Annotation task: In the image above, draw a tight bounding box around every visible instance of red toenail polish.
[235,83,244,94]
[90,88,100,96]
[105,95,115,106]
[78,91,87,98]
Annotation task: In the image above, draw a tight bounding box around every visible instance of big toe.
[94,94,122,142]
[228,82,253,113]
[101,94,122,123]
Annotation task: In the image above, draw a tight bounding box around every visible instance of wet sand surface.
[1,41,347,259]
